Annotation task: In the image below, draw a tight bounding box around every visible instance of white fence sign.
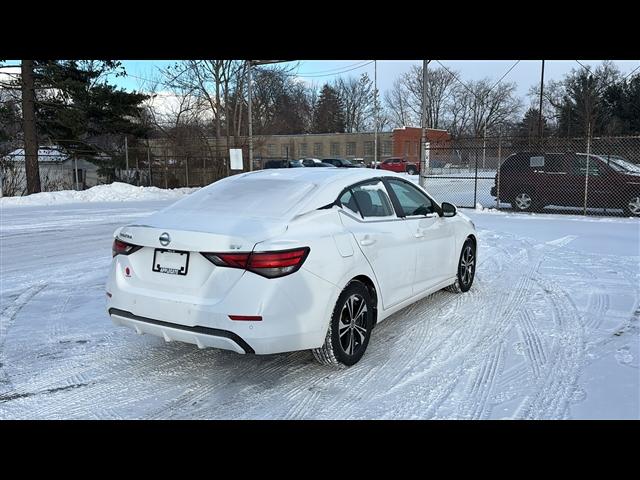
[230,149,243,170]
[425,141,430,169]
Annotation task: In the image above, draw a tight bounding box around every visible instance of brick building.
[255,131,393,164]
[391,127,452,164]
[254,127,452,166]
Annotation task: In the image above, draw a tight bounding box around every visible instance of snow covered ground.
[0,182,197,207]
[0,196,638,419]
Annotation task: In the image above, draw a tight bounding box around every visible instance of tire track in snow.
[458,341,505,419]
[0,282,48,400]
[512,272,584,420]
[517,308,548,379]
[0,282,48,346]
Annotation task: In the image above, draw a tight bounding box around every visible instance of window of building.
[382,141,392,156]
[331,143,340,156]
[267,144,276,157]
[404,141,410,156]
[346,142,356,156]
[300,143,308,156]
[313,143,323,156]
[281,144,290,158]
[364,141,374,156]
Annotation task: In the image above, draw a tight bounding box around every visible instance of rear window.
[164,177,316,218]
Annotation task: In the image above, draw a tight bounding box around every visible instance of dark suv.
[491,152,640,216]
[321,158,359,168]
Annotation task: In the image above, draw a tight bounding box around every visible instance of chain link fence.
[420,135,640,217]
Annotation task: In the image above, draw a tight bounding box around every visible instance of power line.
[293,60,372,76]
[488,60,521,93]
[271,61,375,79]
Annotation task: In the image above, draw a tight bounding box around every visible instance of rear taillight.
[112,239,142,257]
[202,247,310,278]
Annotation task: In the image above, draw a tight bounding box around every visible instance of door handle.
[359,237,376,246]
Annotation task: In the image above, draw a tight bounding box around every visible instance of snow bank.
[0,182,199,208]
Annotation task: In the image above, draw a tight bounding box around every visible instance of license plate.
[152,249,189,275]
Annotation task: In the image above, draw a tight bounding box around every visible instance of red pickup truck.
[378,157,420,175]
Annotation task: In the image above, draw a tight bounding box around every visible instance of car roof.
[224,167,406,218]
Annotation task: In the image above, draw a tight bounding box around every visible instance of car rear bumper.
[106,266,340,355]
[109,308,254,353]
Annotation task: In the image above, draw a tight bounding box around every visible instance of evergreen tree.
[312,84,345,134]
[603,74,640,135]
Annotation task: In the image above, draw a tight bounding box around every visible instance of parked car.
[264,159,303,169]
[107,168,476,367]
[322,158,361,168]
[296,158,336,168]
[379,157,420,175]
[491,152,640,216]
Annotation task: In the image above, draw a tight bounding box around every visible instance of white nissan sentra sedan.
[106,168,477,367]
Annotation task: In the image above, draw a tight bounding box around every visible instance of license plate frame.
[152,248,190,276]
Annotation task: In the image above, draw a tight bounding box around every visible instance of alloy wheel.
[515,193,532,210]
[338,294,368,356]
[459,244,475,287]
[628,196,640,216]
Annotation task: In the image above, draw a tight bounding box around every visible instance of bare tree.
[335,73,375,132]
[444,80,522,137]
[383,65,456,129]
[384,77,415,128]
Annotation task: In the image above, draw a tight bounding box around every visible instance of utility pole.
[21,60,41,194]
[420,60,429,188]
[248,60,253,172]
[374,60,378,169]
[538,60,545,144]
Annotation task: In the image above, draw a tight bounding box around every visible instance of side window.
[386,179,435,216]
[543,154,567,173]
[350,181,395,218]
[572,155,600,176]
[338,190,361,217]
[502,154,528,171]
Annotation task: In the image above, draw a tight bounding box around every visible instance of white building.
[1,146,104,195]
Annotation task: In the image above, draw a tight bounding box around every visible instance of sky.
[114,59,640,105]
[3,59,639,114]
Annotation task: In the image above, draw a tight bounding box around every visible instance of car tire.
[511,189,540,212]
[623,193,640,217]
[445,238,476,293]
[407,166,417,175]
[312,281,374,367]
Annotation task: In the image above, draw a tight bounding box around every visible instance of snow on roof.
[4,148,70,163]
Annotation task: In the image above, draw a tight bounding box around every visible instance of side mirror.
[441,202,457,217]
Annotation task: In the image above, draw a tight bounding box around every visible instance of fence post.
[473,141,479,208]
[185,156,189,188]
[164,149,168,189]
[202,156,206,186]
[482,124,487,170]
[583,124,591,216]
[147,142,152,187]
[496,127,502,209]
